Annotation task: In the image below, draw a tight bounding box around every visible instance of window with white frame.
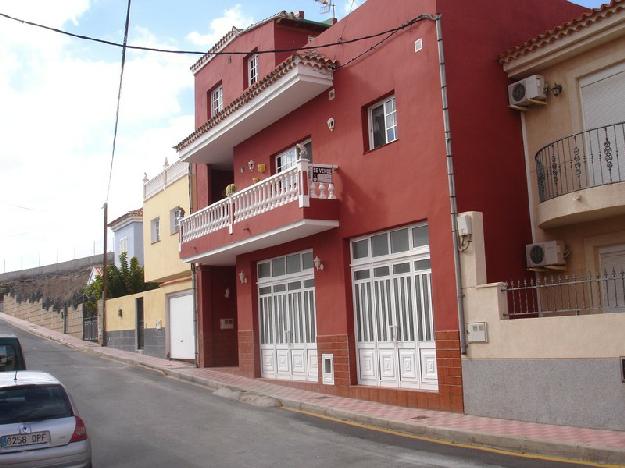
[119,237,128,255]
[247,53,259,87]
[150,217,160,243]
[368,95,398,150]
[170,207,185,234]
[275,140,312,173]
[210,84,223,118]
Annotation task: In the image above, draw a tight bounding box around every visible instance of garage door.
[168,292,195,360]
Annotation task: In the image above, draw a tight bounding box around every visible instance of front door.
[351,225,438,391]
[258,251,318,382]
[135,297,144,350]
[169,292,195,360]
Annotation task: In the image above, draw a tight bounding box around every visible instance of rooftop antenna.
[314,0,336,20]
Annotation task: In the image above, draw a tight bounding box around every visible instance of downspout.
[434,15,467,354]
[187,162,200,368]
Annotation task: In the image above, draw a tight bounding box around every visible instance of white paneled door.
[351,225,438,391]
[258,251,318,382]
[168,292,195,360]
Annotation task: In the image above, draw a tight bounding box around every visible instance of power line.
[0,10,429,57]
[106,0,132,202]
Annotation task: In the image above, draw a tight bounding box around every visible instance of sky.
[0,0,607,273]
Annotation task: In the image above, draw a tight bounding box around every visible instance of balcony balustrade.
[535,121,625,203]
[179,161,338,263]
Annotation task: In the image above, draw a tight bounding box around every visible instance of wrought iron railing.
[180,161,337,244]
[505,270,625,318]
[535,122,625,202]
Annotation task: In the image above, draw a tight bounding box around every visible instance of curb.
[2,315,624,465]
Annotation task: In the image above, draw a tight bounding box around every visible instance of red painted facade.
[181,1,586,411]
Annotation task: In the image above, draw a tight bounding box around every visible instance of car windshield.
[0,384,73,424]
[0,345,19,372]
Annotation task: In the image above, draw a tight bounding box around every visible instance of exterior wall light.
[327,117,335,132]
[118,308,123,317]
[239,271,248,284]
[313,256,324,271]
[248,160,255,171]
[549,83,563,96]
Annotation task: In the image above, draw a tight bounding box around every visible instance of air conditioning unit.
[508,75,546,108]
[526,241,565,268]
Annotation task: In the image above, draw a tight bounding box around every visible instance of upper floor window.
[368,96,398,150]
[247,53,259,87]
[150,218,160,244]
[119,237,128,255]
[170,206,185,234]
[210,84,223,118]
[275,140,312,173]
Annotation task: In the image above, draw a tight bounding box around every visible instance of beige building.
[460,2,625,432]
[105,159,195,360]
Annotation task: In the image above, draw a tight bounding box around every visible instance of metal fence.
[505,270,625,318]
[83,316,98,342]
[535,121,625,202]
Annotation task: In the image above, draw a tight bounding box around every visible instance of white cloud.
[0,2,194,272]
[186,4,254,48]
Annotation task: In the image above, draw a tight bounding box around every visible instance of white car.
[0,371,92,467]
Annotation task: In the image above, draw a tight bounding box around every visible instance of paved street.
[1,322,587,468]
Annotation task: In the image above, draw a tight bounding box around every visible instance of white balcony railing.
[143,159,189,201]
[180,161,337,244]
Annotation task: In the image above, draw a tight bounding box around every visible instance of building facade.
[105,160,195,360]
[462,1,625,430]
[176,1,584,411]
[109,208,144,267]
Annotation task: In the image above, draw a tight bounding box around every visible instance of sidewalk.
[2,313,624,466]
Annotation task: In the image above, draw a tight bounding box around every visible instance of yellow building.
[105,159,195,360]
[460,2,625,432]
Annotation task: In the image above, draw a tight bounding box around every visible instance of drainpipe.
[187,162,200,368]
[192,262,199,367]
[434,15,467,355]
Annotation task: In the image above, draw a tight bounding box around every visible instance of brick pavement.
[2,312,624,466]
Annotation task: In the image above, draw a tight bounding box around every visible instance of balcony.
[175,53,336,167]
[143,159,188,201]
[179,161,339,265]
[535,121,625,227]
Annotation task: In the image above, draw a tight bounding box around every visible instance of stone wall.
[3,295,84,339]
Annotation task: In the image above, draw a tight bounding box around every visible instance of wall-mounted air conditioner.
[508,75,546,109]
[526,240,565,268]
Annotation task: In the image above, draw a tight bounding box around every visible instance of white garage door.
[168,293,195,360]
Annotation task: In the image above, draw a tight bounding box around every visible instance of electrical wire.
[105,0,132,202]
[0,10,430,57]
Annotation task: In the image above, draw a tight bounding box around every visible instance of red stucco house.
[175,0,585,412]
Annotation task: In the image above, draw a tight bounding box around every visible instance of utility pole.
[102,202,108,346]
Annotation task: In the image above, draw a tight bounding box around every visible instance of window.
[275,140,312,173]
[119,237,128,255]
[0,385,73,425]
[247,53,259,87]
[368,95,398,150]
[150,218,160,243]
[210,84,223,118]
[170,207,185,234]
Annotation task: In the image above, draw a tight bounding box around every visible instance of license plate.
[0,431,50,448]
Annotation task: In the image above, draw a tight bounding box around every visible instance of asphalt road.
[1,321,587,468]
